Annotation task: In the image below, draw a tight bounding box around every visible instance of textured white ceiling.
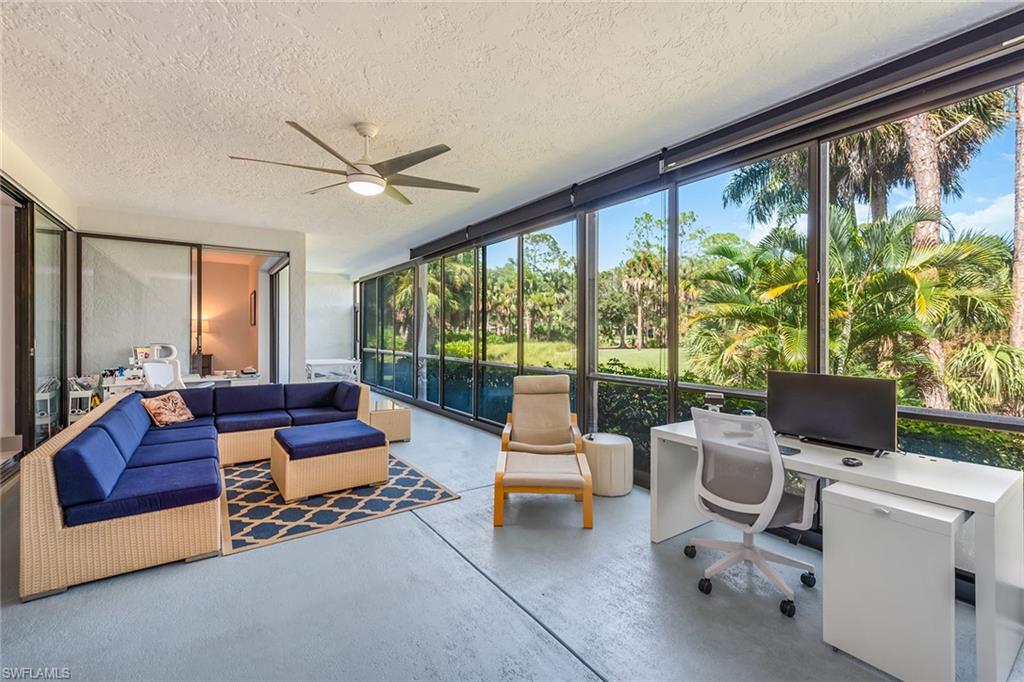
[0,2,1015,275]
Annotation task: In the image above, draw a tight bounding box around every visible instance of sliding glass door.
[78,237,194,374]
[31,210,66,447]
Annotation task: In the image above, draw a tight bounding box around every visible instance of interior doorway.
[196,249,272,380]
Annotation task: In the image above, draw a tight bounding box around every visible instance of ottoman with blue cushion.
[270,420,388,502]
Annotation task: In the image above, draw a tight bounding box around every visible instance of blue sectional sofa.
[20,380,370,601]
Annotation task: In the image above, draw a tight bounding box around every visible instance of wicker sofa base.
[218,427,282,466]
[19,392,223,600]
[270,438,389,503]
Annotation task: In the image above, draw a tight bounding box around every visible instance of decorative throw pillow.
[140,391,195,427]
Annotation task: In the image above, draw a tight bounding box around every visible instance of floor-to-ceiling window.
[360,278,379,385]
[592,191,669,473]
[442,250,475,414]
[521,219,579,414]
[392,267,415,397]
[356,78,1023,488]
[824,82,1024,473]
[419,259,441,404]
[478,237,518,424]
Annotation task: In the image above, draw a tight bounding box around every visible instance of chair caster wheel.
[683,545,696,559]
[779,599,795,617]
[800,572,816,588]
[698,578,712,595]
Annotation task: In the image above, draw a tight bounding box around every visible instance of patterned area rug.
[221,456,458,553]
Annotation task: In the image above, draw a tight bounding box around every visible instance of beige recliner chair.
[494,374,593,528]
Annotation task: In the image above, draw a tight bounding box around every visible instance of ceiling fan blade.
[372,144,451,178]
[305,180,349,195]
[388,174,479,193]
[285,121,360,172]
[229,156,348,176]
[383,184,412,205]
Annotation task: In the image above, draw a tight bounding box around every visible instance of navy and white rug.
[222,456,458,553]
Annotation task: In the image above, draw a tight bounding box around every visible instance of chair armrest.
[787,474,820,531]
[576,452,592,483]
[571,426,583,453]
[501,414,512,453]
[570,414,583,454]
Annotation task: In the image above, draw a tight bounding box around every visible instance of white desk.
[305,358,360,383]
[651,420,1024,682]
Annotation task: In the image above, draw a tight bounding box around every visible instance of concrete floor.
[2,401,1022,681]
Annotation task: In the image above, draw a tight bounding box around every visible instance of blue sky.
[592,125,1016,269]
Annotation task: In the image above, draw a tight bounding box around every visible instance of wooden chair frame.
[494,412,593,529]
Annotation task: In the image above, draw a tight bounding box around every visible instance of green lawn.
[483,341,667,373]
[597,347,667,372]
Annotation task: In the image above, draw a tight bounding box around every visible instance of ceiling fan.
[229,121,479,205]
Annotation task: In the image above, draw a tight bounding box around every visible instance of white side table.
[582,433,633,496]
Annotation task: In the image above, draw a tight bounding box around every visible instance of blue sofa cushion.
[141,424,218,446]
[287,407,356,426]
[284,382,339,409]
[114,394,156,438]
[275,420,386,460]
[138,387,214,417]
[93,409,145,462]
[54,428,127,507]
[333,382,361,412]
[128,438,218,468]
[63,459,221,527]
[215,410,291,433]
[214,384,285,415]
[159,415,215,431]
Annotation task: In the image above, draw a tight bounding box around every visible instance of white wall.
[0,131,77,228]
[76,207,307,382]
[1,199,16,437]
[306,272,354,360]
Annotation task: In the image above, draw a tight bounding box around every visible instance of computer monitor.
[766,371,897,453]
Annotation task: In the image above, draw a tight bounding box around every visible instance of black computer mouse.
[842,457,863,467]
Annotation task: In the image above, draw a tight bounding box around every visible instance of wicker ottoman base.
[270,438,389,503]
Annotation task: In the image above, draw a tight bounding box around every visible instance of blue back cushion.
[113,393,156,435]
[93,409,144,461]
[54,427,126,507]
[284,382,338,409]
[333,382,361,412]
[138,387,214,417]
[214,384,285,415]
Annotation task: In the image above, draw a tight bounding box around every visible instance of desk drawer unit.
[823,482,967,682]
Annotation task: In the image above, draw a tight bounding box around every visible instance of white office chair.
[684,407,819,617]
[142,344,214,390]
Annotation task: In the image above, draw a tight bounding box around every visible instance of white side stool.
[582,433,633,497]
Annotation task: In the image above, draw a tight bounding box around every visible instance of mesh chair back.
[142,360,184,390]
[691,407,785,533]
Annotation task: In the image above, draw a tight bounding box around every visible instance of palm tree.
[680,228,808,387]
[682,207,1017,408]
[1011,82,1024,349]
[722,92,1010,231]
[900,91,1010,407]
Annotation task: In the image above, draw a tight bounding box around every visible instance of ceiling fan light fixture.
[347,174,386,196]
